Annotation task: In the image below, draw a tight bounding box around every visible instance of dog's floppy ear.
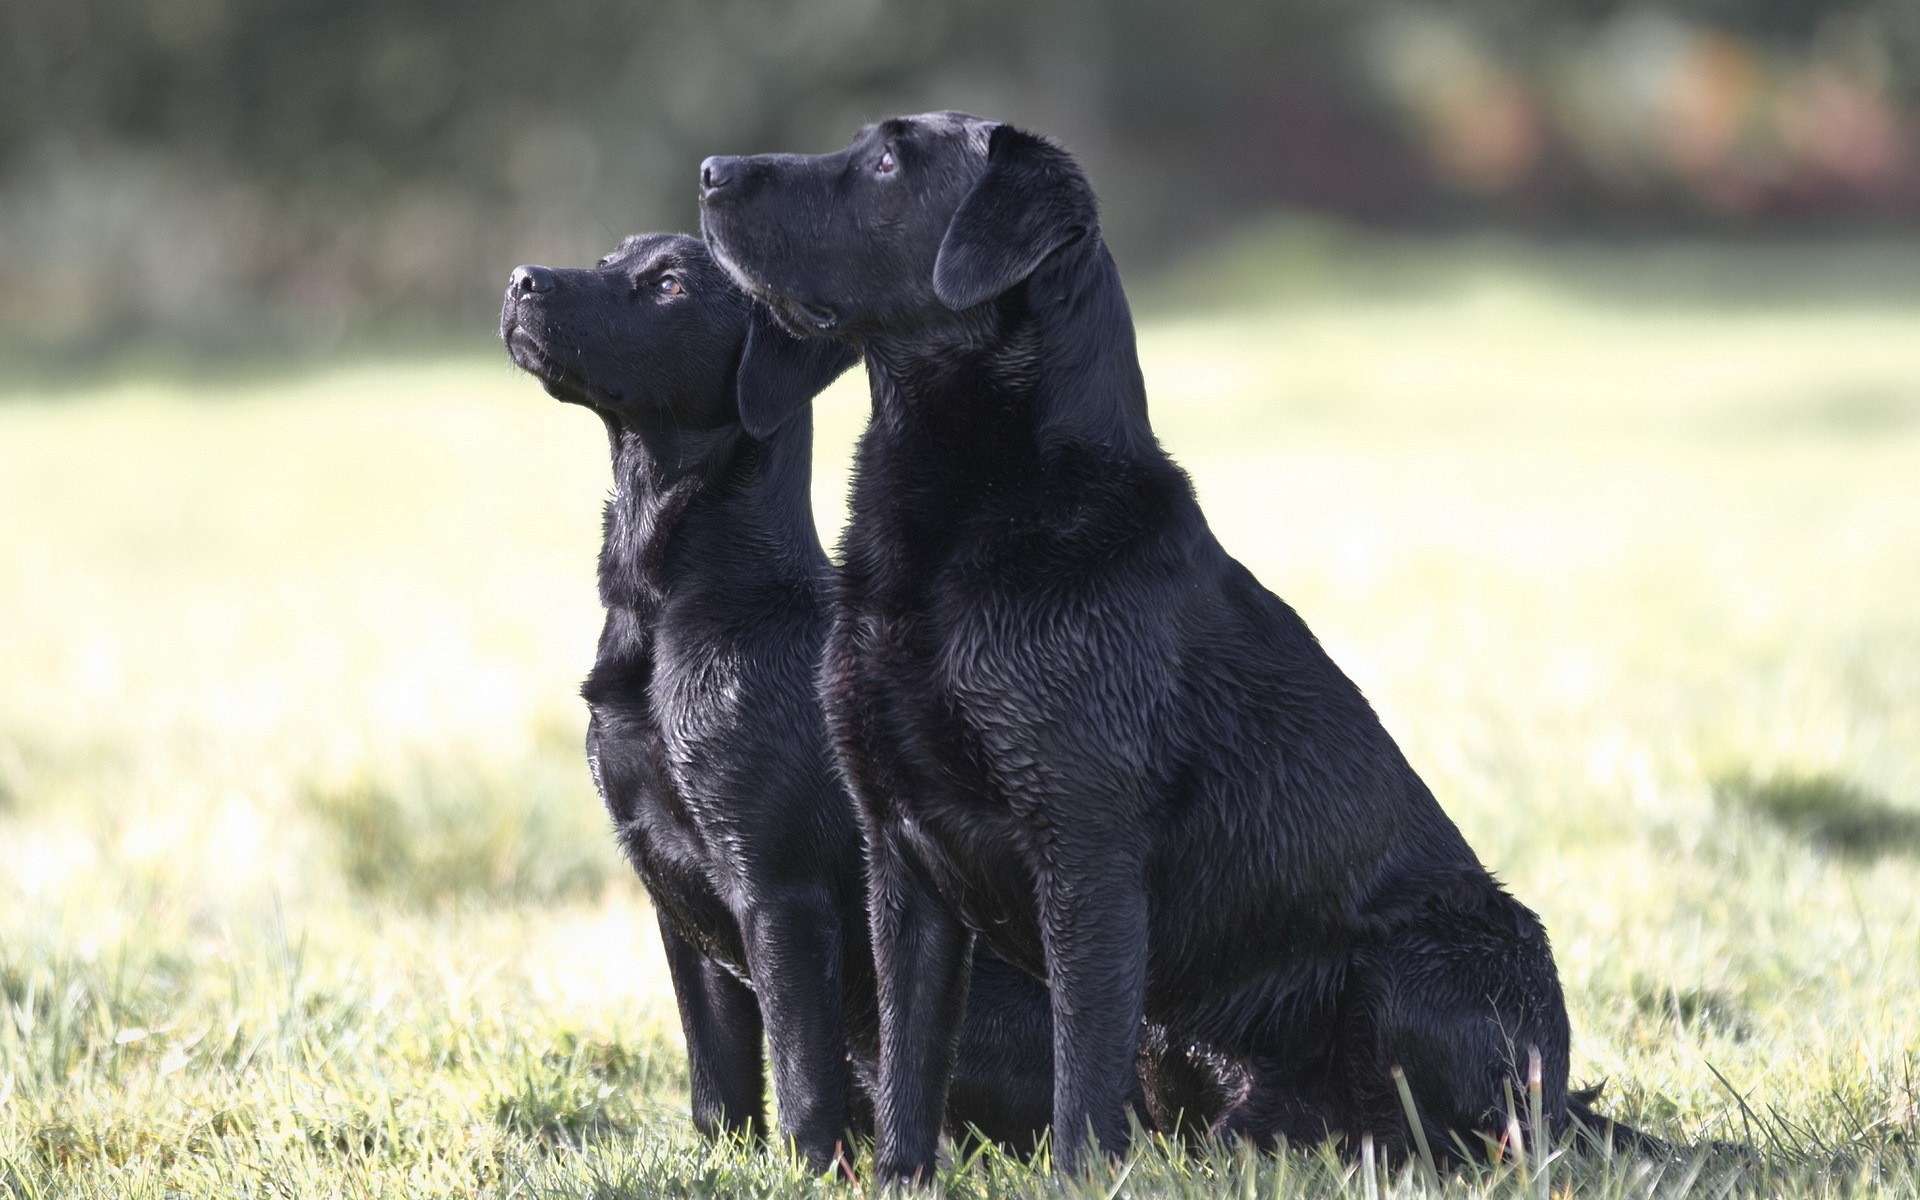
[933,124,1098,312]
[735,304,860,440]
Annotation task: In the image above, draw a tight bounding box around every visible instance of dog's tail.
[1566,1083,1674,1158]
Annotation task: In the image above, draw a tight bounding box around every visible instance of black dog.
[499,233,1058,1170]
[701,116,1645,1178]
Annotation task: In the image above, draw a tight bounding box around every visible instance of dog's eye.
[874,149,896,176]
[655,275,685,298]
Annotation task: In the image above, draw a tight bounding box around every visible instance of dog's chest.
[839,493,1160,786]
[831,451,1189,965]
[583,636,752,967]
[585,701,744,963]
[582,697,713,868]
[826,568,1074,975]
[648,633,753,799]
[829,615,1050,966]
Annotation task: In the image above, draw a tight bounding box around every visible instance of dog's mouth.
[503,323,594,404]
[703,225,841,337]
[774,296,840,336]
[731,280,839,339]
[744,287,839,338]
[504,325,547,372]
[505,325,564,383]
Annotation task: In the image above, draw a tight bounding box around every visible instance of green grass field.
[4,234,1919,1197]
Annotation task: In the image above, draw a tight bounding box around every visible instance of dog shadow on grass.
[1713,769,1920,862]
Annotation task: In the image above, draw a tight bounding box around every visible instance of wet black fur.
[701,116,1652,1179]
[498,233,1057,1169]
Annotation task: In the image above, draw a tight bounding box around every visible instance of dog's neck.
[596,412,822,614]
[862,240,1154,458]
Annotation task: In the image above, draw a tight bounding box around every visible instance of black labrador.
[699,116,1646,1178]
[498,232,1057,1170]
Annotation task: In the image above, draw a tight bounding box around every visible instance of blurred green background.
[6,0,1920,361]
[3,3,1919,1197]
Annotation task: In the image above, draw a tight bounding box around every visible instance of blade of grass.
[1391,1066,1440,1189]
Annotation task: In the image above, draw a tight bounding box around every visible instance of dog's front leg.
[868,824,974,1185]
[742,888,854,1172]
[1038,853,1148,1171]
[657,912,766,1141]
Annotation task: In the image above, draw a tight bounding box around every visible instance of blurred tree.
[2,0,1915,355]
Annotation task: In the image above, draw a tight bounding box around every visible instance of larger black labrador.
[700,116,1642,1179]
[498,232,1057,1170]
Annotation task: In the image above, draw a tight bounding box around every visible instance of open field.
[3,235,1919,1196]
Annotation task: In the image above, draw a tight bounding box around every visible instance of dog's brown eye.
[656,275,685,297]
[875,149,896,176]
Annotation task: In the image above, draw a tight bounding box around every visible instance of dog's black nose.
[509,265,554,296]
[700,156,738,195]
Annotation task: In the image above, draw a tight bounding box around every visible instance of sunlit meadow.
[3,232,1917,1197]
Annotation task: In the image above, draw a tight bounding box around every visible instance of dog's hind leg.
[945,949,1054,1154]
[1214,1059,1347,1151]
[1566,1085,1680,1157]
[1135,1026,1254,1142]
[1335,888,1572,1164]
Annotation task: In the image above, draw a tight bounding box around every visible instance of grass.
[2,232,1918,1196]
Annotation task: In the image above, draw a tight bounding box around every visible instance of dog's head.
[699,112,1098,346]
[499,232,856,438]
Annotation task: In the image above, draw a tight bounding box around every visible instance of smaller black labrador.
[498,233,1056,1170]
[700,117,1654,1180]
